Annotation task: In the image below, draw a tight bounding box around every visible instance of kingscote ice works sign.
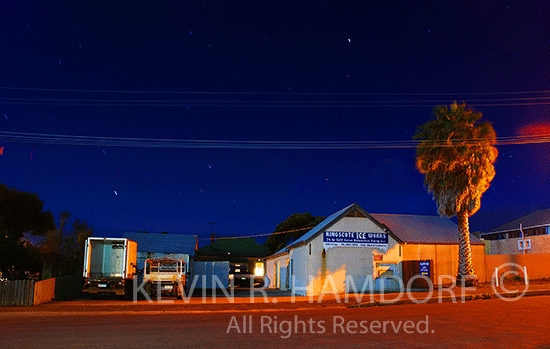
[323,231,388,249]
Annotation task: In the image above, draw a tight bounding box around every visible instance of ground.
[2,296,550,348]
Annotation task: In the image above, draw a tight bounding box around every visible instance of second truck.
[143,257,186,298]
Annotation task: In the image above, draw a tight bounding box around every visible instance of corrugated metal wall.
[0,280,34,306]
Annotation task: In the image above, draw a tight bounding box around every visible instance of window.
[254,263,264,277]
[518,239,531,250]
[481,233,500,241]
[376,263,395,278]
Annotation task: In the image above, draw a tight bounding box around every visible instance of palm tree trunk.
[457,209,475,281]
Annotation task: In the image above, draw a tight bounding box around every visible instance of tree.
[0,183,55,242]
[0,184,55,276]
[264,213,326,253]
[62,217,94,275]
[414,103,498,284]
[41,211,94,278]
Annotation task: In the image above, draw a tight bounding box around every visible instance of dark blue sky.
[1,1,549,245]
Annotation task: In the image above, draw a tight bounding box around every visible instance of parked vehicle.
[229,262,265,288]
[143,257,186,297]
[83,237,138,298]
[192,261,230,289]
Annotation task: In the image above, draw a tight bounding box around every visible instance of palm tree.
[414,103,498,285]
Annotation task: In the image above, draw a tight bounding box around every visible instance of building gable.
[345,208,367,218]
[285,203,402,250]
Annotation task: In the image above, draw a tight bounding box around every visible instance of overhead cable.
[1,131,549,149]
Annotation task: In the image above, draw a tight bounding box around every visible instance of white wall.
[289,245,308,296]
[291,216,404,296]
[265,258,276,288]
[265,253,289,289]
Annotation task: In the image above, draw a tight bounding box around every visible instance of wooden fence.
[0,279,35,306]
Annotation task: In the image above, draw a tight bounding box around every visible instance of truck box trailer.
[83,237,138,297]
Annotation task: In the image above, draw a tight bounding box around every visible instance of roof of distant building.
[122,232,197,255]
[197,237,271,259]
[482,208,550,234]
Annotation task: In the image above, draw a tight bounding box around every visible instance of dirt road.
[2,295,550,348]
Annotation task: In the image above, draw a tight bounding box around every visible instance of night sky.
[1,1,549,245]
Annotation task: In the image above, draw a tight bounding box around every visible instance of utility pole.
[520,223,525,254]
[208,222,217,243]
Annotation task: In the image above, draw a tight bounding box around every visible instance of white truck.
[143,257,186,297]
[83,237,138,298]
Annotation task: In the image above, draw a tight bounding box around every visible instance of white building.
[265,203,485,296]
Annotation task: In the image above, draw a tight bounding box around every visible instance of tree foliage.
[414,103,498,280]
[40,211,94,278]
[0,183,55,243]
[0,184,55,276]
[264,213,326,253]
[415,103,498,218]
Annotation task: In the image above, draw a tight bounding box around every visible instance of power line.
[198,226,316,240]
[1,87,549,107]
[1,99,549,108]
[2,86,550,96]
[1,98,550,108]
[1,131,549,149]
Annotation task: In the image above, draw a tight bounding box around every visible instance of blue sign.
[323,231,388,249]
[419,260,431,277]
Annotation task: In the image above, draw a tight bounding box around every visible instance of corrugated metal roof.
[264,247,289,261]
[370,213,482,244]
[122,232,197,255]
[483,209,550,234]
[281,203,482,253]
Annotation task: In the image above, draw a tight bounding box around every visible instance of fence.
[0,279,35,306]
[484,253,550,282]
[0,276,83,306]
[34,278,55,305]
